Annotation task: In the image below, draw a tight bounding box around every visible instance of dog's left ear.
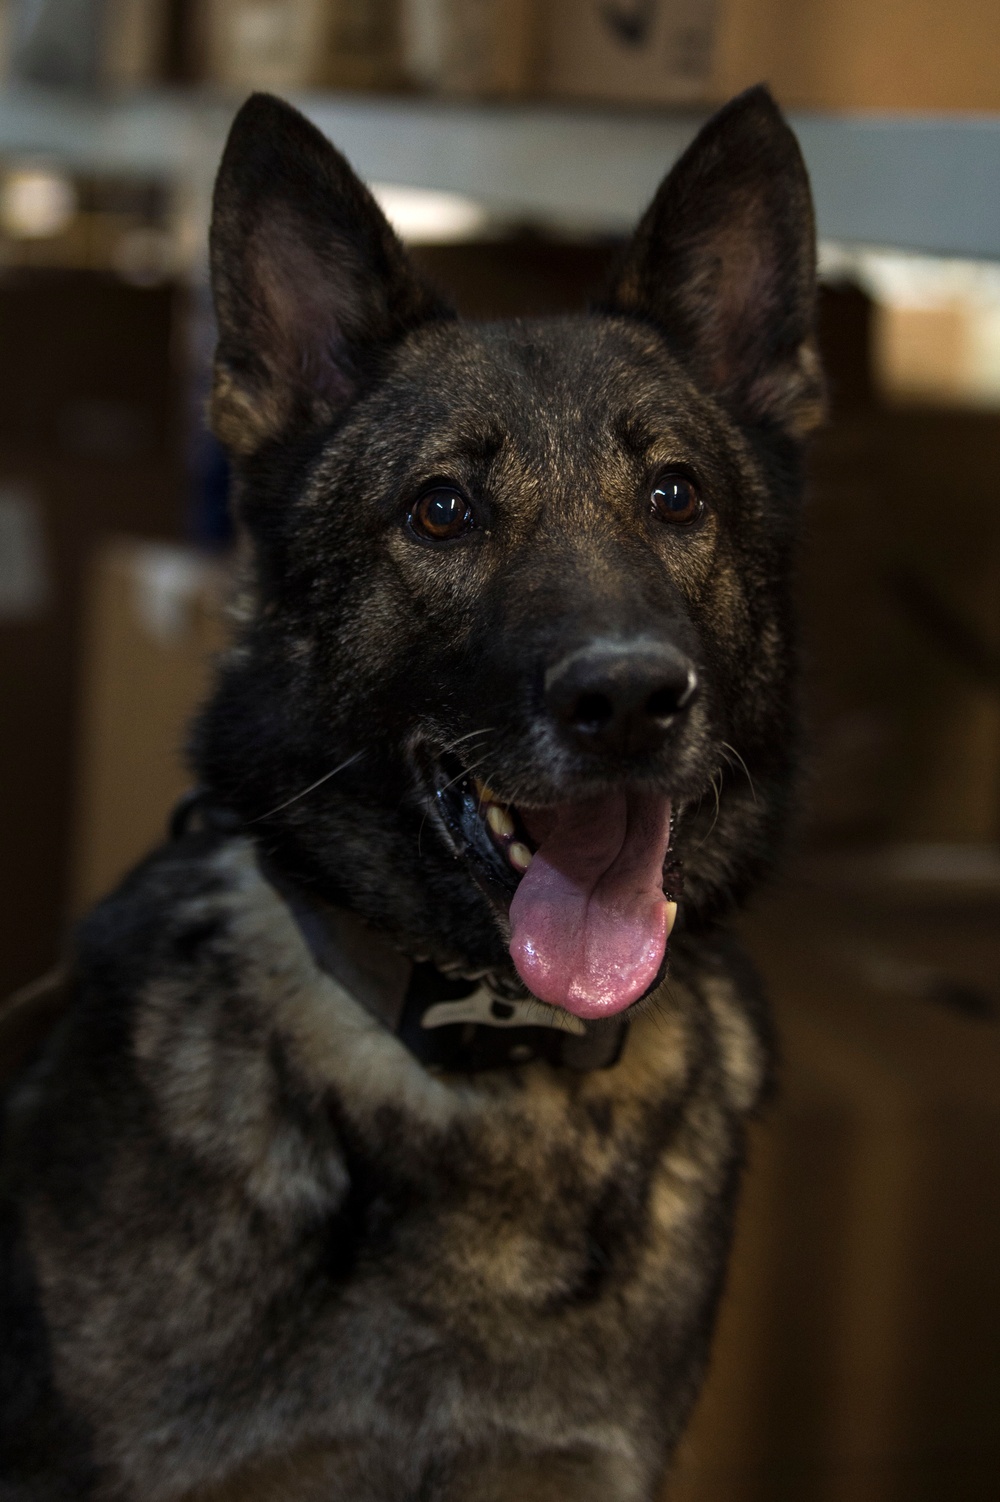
[602,86,823,441]
[209,93,452,456]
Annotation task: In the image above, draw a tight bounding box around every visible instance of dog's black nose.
[544,639,698,756]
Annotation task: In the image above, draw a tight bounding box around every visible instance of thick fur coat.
[0,87,822,1500]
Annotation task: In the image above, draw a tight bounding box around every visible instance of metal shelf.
[0,83,997,259]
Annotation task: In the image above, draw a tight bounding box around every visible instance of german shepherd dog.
[0,86,822,1500]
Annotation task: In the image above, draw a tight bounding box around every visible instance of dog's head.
[195,88,822,1018]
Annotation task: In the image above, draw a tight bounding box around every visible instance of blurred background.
[0,2,998,1497]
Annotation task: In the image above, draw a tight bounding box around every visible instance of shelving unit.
[0,83,997,259]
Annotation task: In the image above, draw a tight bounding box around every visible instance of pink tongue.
[508,791,673,1019]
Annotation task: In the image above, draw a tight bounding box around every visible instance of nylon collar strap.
[268,865,627,1074]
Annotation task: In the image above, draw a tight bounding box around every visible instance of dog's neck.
[172,792,627,1075]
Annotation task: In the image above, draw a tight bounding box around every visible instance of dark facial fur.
[195,88,822,979]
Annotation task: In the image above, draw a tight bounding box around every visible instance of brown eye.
[651,472,702,526]
[408,487,475,542]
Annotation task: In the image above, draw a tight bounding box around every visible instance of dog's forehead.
[380,315,704,458]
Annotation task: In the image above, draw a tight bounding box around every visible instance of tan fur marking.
[702,973,767,1113]
[210,365,290,456]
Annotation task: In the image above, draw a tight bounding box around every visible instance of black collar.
[269,865,627,1074]
[173,794,627,1075]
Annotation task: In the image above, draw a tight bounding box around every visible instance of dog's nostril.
[646,668,697,720]
[572,692,615,729]
[646,687,679,719]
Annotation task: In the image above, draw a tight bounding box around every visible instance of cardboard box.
[103,0,169,86]
[801,394,1000,847]
[738,0,1000,112]
[403,0,538,96]
[543,0,1000,111]
[203,0,401,91]
[664,878,1000,1500]
[873,300,1000,411]
[543,0,721,106]
[5,0,169,88]
[326,0,403,87]
[202,0,330,89]
[71,539,227,911]
[0,271,183,999]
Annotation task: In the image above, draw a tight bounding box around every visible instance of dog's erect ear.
[602,86,823,440]
[209,94,452,456]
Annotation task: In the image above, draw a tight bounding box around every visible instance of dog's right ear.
[209,94,452,457]
[601,86,823,442]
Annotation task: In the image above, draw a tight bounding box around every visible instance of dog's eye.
[651,472,702,526]
[408,487,476,542]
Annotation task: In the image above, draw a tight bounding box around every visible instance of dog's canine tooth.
[486,805,514,839]
[509,842,532,872]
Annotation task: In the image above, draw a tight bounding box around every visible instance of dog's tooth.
[665,900,678,936]
[474,778,497,803]
[509,842,532,871]
[487,805,514,839]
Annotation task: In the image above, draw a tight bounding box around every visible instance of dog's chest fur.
[7,836,766,1500]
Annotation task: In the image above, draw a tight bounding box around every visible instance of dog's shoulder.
[0,836,356,1498]
[3,832,260,1113]
[2,834,353,1212]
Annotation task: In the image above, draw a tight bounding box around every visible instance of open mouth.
[423,751,684,1021]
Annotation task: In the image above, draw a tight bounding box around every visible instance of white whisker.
[720,741,758,805]
[691,769,722,851]
[248,751,363,823]
[438,725,495,757]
